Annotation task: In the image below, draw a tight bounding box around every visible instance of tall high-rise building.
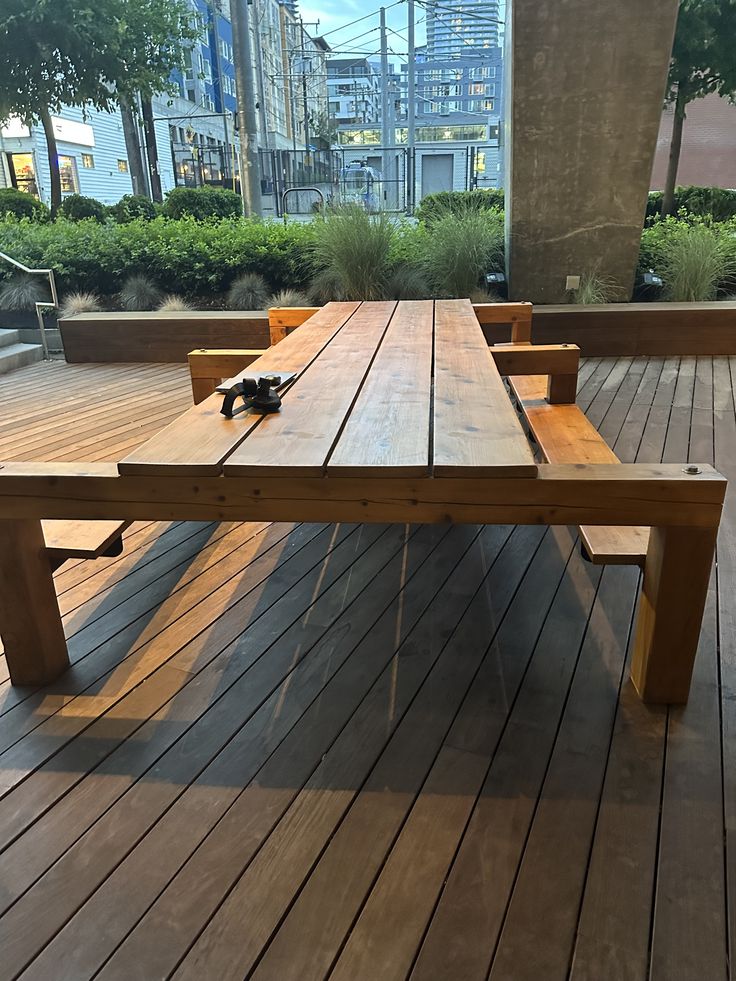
[425,0,500,59]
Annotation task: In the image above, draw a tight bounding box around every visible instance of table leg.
[631,524,717,703]
[0,519,69,685]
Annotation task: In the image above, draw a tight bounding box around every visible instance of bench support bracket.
[631,524,717,703]
[0,519,69,685]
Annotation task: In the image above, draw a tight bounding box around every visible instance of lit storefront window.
[8,153,38,196]
[58,155,79,193]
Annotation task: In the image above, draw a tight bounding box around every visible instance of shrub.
[415,189,504,226]
[120,273,163,310]
[58,291,102,318]
[0,188,49,222]
[227,271,269,310]
[0,272,51,310]
[310,205,397,301]
[267,288,312,308]
[646,186,736,222]
[110,194,157,223]
[421,209,504,297]
[60,194,108,222]
[163,186,242,221]
[158,294,193,311]
[642,218,736,301]
[0,216,315,297]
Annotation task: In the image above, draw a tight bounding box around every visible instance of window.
[81,153,95,169]
[483,98,495,111]
[58,155,79,193]
[469,83,485,95]
[8,153,39,196]
[117,159,129,173]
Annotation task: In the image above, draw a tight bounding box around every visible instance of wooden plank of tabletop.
[433,299,537,477]
[327,300,434,477]
[224,302,397,478]
[117,302,360,476]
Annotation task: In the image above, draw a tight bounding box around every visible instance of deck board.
[0,356,732,980]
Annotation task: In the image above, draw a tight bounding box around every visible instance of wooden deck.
[0,356,733,980]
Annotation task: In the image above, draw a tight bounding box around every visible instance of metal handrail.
[0,251,58,360]
[280,186,325,223]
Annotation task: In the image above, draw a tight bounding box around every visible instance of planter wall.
[478,301,736,356]
[59,311,271,363]
[59,301,736,365]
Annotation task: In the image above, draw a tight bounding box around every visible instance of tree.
[662,0,736,216]
[0,0,197,213]
[310,111,339,149]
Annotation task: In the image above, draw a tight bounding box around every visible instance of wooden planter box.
[59,301,736,364]
[478,301,736,356]
[59,311,271,363]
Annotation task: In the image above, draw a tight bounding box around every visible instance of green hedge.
[646,186,736,222]
[162,186,243,220]
[0,216,317,296]
[415,189,504,225]
[0,188,49,222]
[60,194,108,222]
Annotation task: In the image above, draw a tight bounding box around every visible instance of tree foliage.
[667,0,736,106]
[0,0,198,211]
[0,0,198,122]
[662,0,736,213]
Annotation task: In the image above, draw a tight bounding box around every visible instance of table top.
[118,299,537,480]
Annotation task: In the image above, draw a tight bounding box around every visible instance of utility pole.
[379,6,391,209]
[230,0,262,216]
[141,96,163,202]
[407,0,416,214]
[252,0,270,150]
[300,18,311,179]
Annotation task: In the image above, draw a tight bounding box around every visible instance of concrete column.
[505,0,679,303]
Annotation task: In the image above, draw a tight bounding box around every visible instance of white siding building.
[0,107,133,205]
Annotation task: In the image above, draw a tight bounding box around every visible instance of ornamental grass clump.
[0,273,50,310]
[58,292,102,318]
[310,205,396,301]
[573,271,620,304]
[267,288,312,308]
[226,271,270,310]
[158,294,193,312]
[422,209,504,298]
[119,274,163,311]
[655,221,736,301]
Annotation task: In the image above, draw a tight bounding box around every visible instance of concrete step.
[0,342,43,375]
[0,329,20,349]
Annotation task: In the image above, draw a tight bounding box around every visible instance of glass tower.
[425,0,500,59]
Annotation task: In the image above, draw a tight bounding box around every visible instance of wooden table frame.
[0,300,726,706]
[0,462,724,701]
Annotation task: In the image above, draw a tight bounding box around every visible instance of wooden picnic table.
[0,299,727,704]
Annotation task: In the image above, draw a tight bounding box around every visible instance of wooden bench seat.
[508,374,650,565]
[42,519,130,570]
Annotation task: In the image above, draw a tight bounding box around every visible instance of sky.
[299,0,425,64]
[299,0,506,67]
